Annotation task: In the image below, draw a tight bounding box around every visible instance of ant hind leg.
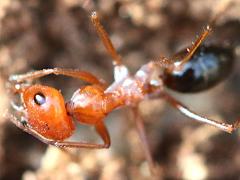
[161,92,239,133]
[175,26,212,68]
[174,0,234,69]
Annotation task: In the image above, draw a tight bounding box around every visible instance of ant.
[6,10,240,175]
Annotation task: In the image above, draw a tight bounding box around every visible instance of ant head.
[22,84,75,140]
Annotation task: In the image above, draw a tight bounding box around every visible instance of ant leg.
[131,106,157,175]
[209,0,234,27]
[10,102,25,114]
[4,111,28,131]
[91,12,129,82]
[176,26,212,68]
[136,3,227,74]
[91,12,122,66]
[95,121,111,148]
[6,79,31,95]
[46,121,110,148]
[161,92,238,133]
[174,0,234,69]
[9,68,106,86]
[6,112,110,148]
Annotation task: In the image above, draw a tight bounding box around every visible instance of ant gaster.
[163,45,234,92]
[7,12,240,174]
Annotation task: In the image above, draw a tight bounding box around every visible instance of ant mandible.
[7,11,240,174]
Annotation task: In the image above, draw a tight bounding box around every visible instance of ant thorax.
[105,63,164,106]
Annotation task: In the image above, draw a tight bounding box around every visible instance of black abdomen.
[163,46,234,93]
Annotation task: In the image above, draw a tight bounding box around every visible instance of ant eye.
[34,93,46,105]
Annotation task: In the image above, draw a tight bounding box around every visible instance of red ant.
[6,11,240,174]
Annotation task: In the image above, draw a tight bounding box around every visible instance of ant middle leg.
[91,12,129,82]
[131,106,160,176]
[91,12,122,66]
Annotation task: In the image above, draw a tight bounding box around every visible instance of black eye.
[34,93,46,105]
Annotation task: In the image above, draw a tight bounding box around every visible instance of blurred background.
[0,0,240,179]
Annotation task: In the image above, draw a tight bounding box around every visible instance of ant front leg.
[161,92,239,133]
[48,121,111,148]
[6,112,111,148]
[9,68,106,87]
[95,121,111,148]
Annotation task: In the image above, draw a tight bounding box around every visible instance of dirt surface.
[0,0,240,179]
